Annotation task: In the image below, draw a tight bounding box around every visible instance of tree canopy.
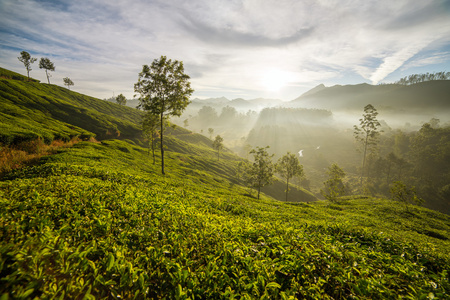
[354,104,381,186]
[63,77,74,90]
[116,94,127,106]
[247,146,275,200]
[321,163,347,202]
[277,152,304,201]
[212,135,224,160]
[134,55,194,175]
[18,51,37,80]
[39,57,55,84]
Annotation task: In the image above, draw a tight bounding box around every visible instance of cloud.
[1,0,450,100]
[179,16,314,48]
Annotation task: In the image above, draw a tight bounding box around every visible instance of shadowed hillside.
[287,81,450,127]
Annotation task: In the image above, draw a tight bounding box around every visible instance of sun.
[260,69,292,92]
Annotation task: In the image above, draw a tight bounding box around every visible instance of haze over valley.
[1,0,450,298]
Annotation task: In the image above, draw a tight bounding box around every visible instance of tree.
[354,104,381,185]
[390,181,423,211]
[39,57,55,84]
[183,118,189,128]
[142,113,159,165]
[247,146,275,200]
[134,55,194,175]
[208,128,214,139]
[18,51,37,80]
[212,135,224,160]
[116,93,127,106]
[198,106,218,125]
[321,163,347,202]
[277,152,304,201]
[63,77,74,90]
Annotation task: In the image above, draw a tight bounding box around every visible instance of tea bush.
[1,140,449,299]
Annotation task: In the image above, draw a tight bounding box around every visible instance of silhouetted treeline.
[394,72,450,85]
[365,121,450,213]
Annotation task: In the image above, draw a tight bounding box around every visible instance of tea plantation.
[0,71,449,299]
[1,139,449,299]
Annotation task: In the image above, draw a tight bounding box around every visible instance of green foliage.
[321,163,347,202]
[134,55,194,175]
[17,51,37,80]
[354,104,382,186]
[0,140,449,299]
[63,77,74,89]
[1,66,449,298]
[115,93,127,106]
[246,146,275,200]
[394,72,450,85]
[38,57,55,84]
[277,152,304,201]
[142,113,159,164]
[0,71,143,144]
[390,181,424,210]
[212,135,224,160]
[0,67,39,82]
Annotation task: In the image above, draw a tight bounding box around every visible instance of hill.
[0,67,143,144]
[1,138,449,299]
[0,67,313,203]
[288,81,450,126]
[0,68,449,298]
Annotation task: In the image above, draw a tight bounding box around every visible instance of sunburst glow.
[260,69,293,92]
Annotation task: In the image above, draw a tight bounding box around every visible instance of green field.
[0,70,449,299]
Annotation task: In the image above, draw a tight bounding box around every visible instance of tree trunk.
[360,133,369,186]
[151,134,156,165]
[285,177,289,201]
[160,112,165,175]
[45,70,50,84]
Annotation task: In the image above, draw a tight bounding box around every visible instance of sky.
[1,0,450,101]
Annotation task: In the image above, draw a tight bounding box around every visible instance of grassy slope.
[0,70,449,298]
[0,67,142,144]
[1,139,449,299]
[0,71,314,203]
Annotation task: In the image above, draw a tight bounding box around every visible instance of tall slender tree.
[208,128,214,139]
[39,57,55,84]
[134,55,193,175]
[354,104,381,185]
[18,51,37,80]
[247,146,275,200]
[212,135,224,160]
[277,152,304,201]
[142,113,159,165]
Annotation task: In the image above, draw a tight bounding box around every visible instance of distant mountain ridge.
[190,96,283,112]
[289,81,450,111]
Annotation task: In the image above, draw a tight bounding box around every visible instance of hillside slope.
[0,67,142,143]
[0,67,315,202]
[1,139,449,299]
[1,68,449,298]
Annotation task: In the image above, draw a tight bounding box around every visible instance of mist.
[170,79,450,214]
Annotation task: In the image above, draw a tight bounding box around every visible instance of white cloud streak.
[1,0,449,100]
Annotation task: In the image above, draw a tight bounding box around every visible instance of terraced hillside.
[0,69,449,298]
